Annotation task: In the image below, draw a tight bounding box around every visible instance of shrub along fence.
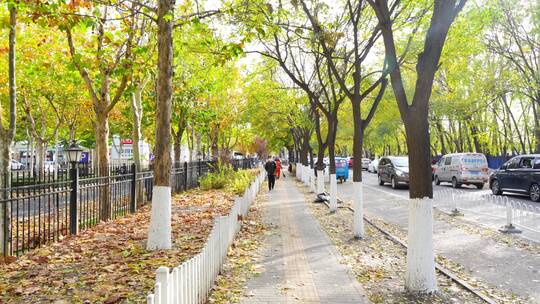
[146,169,265,304]
[0,158,257,257]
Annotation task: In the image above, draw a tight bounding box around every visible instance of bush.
[199,162,258,195]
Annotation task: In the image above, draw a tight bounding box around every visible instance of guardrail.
[433,189,540,235]
[145,169,265,304]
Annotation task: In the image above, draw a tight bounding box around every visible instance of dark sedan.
[378,156,409,189]
[489,154,540,202]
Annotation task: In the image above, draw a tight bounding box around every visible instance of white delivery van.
[433,153,489,189]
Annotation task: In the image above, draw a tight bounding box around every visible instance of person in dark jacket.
[264,156,277,191]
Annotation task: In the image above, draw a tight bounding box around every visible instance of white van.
[433,153,489,189]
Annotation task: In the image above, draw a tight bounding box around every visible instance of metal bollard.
[450,190,463,216]
[499,198,521,234]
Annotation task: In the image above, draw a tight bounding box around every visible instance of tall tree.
[0,2,18,255]
[367,0,467,293]
[299,0,390,237]
[147,0,174,250]
[487,0,540,153]
[65,3,135,220]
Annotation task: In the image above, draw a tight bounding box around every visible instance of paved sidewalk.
[240,178,370,304]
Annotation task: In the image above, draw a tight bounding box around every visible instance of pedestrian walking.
[275,158,283,179]
[264,156,277,191]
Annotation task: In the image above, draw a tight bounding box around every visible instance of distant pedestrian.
[264,156,277,191]
[275,158,283,179]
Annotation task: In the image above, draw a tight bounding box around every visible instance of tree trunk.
[470,123,482,153]
[173,138,181,165]
[69,125,75,142]
[404,111,433,199]
[53,129,59,180]
[35,140,45,178]
[1,5,17,256]
[173,115,186,165]
[147,0,174,251]
[351,102,363,183]
[131,91,142,170]
[533,99,540,153]
[435,119,446,155]
[95,109,111,220]
[26,128,34,178]
[131,80,148,206]
[351,100,365,237]
[327,119,338,212]
[300,130,310,166]
[0,140,11,256]
[502,94,526,154]
[465,124,473,152]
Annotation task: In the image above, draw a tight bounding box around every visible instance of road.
[319,169,540,300]
[358,169,538,210]
[345,170,540,242]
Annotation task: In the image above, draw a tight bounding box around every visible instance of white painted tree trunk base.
[147,186,172,250]
[316,170,324,194]
[329,174,337,212]
[353,181,364,238]
[405,198,437,293]
[309,171,315,192]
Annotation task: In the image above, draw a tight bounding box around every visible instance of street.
[342,170,540,242]
[323,170,540,299]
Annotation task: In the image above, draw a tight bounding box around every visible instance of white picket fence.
[146,169,265,304]
[433,189,540,235]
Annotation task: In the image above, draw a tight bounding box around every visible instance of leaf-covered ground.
[0,188,240,303]
[297,183,494,304]
[207,189,268,303]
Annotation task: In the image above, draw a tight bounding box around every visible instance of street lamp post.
[66,142,82,235]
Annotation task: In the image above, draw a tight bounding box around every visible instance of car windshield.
[392,157,408,167]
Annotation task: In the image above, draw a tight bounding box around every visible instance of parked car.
[368,158,379,173]
[10,160,25,171]
[433,153,489,189]
[348,157,353,167]
[489,154,540,202]
[378,156,409,189]
[361,158,371,170]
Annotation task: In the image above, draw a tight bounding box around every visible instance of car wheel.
[475,183,484,190]
[530,183,540,202]
[434,175,441,186]
[452,177,461,188]
[491,180,502,195]
[378,175,384,186]
[391,176,398,189]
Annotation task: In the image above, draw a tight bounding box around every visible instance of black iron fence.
[1,158,257,257]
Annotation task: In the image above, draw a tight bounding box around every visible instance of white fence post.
[172,267,179,304]
[154,282,162,304]
[156,267,169,304]
[146,176,261,304]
